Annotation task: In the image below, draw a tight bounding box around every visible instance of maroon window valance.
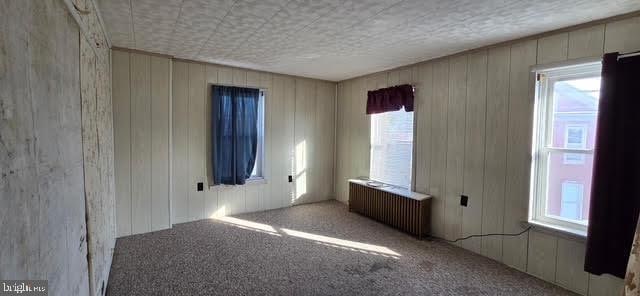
[366,84,414,115]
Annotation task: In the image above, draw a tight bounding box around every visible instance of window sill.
[522,220,587,242]
[348,178,431,201]
[208,177,267,189]
[245,177,267,185]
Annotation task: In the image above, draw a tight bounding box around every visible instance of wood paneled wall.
[112,51,171,236]
[80,36,116,296]
[335,16,640,296]
[170,60,336,224]
[1,2,88,294]
[68,0,117,294]
[2,1,115,295]
[112,51,336,232]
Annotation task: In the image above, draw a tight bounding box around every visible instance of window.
[563,125,587,164]
[560,181,584,220]
[531,61,601,234]
[211,85,265,185]
[370,109,414,189]
[251,90,265,178]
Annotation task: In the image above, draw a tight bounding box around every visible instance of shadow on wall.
[211,215,401,258]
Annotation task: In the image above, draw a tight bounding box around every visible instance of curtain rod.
[618,51,640,60]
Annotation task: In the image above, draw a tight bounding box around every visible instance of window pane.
[370,110,413,188]
[550,77,600,150]
[251,92,265,177]
[545,151,593,224]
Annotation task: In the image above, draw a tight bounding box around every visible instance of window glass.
[545,151,593,224]
[563,125,587,164]
[251,91,265,178]
[370,109,414,189]
[560,181,584,221]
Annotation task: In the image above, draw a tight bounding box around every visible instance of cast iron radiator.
[348,180,431,238]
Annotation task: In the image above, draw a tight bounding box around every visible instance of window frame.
[209,84,267,186]
[530,61,601,234]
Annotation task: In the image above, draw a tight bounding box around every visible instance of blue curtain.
[212,85,260,185]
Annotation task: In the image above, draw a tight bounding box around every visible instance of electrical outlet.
[460,195,468,207]
[197,182,204,191]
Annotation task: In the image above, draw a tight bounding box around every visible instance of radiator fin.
[349,182,430,238]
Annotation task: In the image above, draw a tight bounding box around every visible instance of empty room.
[3,0,640,295]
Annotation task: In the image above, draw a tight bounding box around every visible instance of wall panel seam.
[128,52,133,234]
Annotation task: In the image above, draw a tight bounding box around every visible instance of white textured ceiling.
[98,0,640,81]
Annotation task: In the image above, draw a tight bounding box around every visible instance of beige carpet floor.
[107,200,576,296]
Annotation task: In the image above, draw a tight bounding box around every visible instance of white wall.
[79,31,116,296]
[112,52,337,233]
[171,60,336,224]
[1,1,115,295]
[335,15,640,296]
[112,51,172,237]
[0,2,88,294]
